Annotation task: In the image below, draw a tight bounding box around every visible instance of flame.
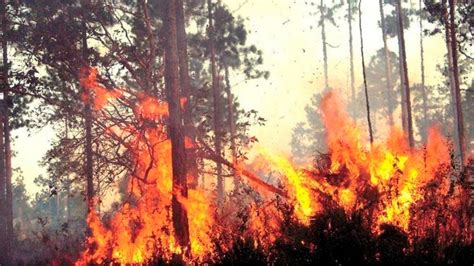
[76,69,469,264]
[76,68,214,264]
[80,67,122,110]
[244,91,469,246]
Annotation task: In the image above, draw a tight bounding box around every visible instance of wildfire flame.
[76,68,470,264]
[247,91,469,247]
[76,68,215,264]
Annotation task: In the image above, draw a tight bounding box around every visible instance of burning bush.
[73,70,472,265]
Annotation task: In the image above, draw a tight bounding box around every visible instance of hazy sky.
[14,0,448,194]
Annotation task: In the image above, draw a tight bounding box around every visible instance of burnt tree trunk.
[447,0,466,166]
[0,0,9,262]
[164,0,190,249]
[176,0,198,188]
[395,0,414,147]
[207,0,224,205]
[224,65,239,191]
[81,1,94,214]
[359,0,373,144]
[379,0,394,126]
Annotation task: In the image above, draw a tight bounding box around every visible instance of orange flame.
[76,72,469,263]
[76,68,214,264]
[79,68,122,110]
[246,91,468,244]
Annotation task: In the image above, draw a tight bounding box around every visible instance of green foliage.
[358,48,399,118]
[187,1,268,166]
[379,1,414,38]
[11,171,87,263]
[290,93,326,164]
[423,0,473,59]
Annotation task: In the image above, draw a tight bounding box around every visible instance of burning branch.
[196,138,287,197]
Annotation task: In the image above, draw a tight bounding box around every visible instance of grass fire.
[0,0,472,265]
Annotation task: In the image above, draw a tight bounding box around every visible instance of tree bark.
[207,0,224,205]
[379,0,394,126]
[224,65,239,192]
[164,0,190,249]
[176,0,198,188]
[65,117,71,221]
[419,0,428,142]
[320,0,329,90]
[395,0,414,147]
[81,1,94,214]
[140,0,156,92]
[0,98,5,264]
[449,0,466,166]
[447,0,466,167]
[4,113,12,247]
[348,0,355,105]
[1,0,12,261]
[359,0,373,144]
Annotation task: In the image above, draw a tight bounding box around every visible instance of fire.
[255,150,316,225]
[79,68,122,110]
[76,68,469,263]
[76,68,215,264]
[250,91,467,240]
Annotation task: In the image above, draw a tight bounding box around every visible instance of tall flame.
[250,91,469,245]
[76,69,470,263]
[76,68,215,264]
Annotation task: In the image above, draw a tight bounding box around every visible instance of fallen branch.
[196,139,287,197]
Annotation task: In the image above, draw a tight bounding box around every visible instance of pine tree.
[378,0,395,125]
[164,0,190,250]
[1,0,12,260]
[347,0,356,106]
[446,0,466,166]
[395,0,414,147]
[207,0,224,205]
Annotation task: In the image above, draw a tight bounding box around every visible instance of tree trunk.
[81,2,94,214]
[164,0,190,250]
[348,0,355,105]
[359,0,373,144]
[395,0,414,147]
[320,0,329,90]
[441,0,466,168]
[1,0,12,261]
[419,0,428,142]
[0,102,5,264]
[176,0,198,188]
[224,65,239,192]
[447,0,466,167]
[140,0,155,92]
[65,117,71,221]
[379,0,394,126]
[207,0,224,205]
[3,104,12,262]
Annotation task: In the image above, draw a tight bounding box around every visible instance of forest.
[0,0,472,265]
